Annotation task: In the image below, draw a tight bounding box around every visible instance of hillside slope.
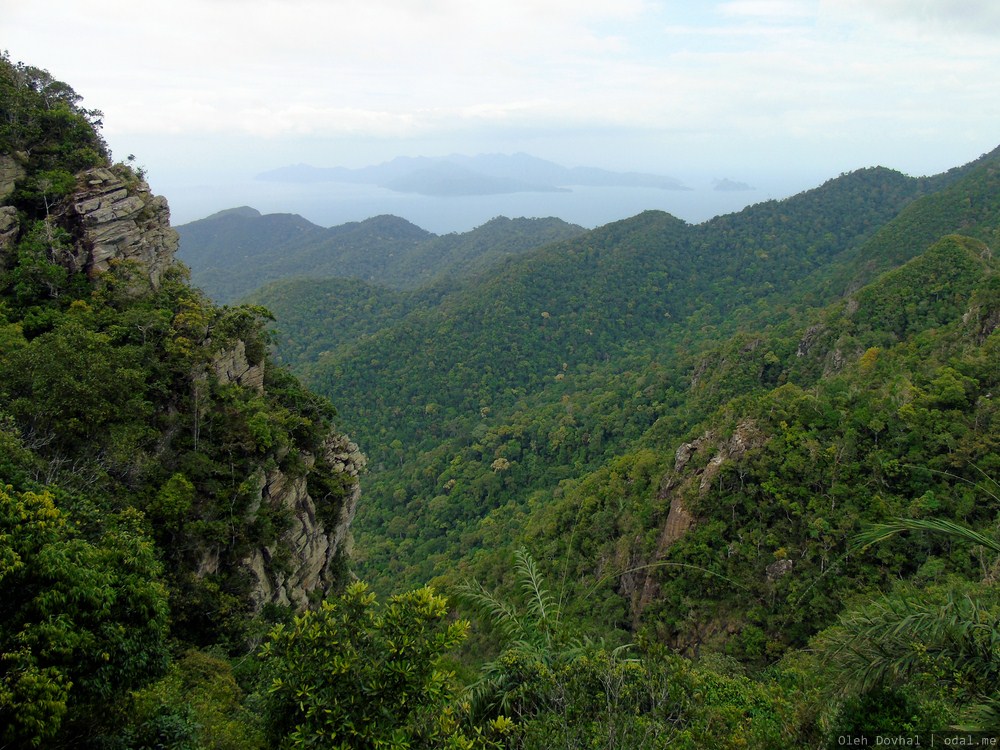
[177,208,586,302]
[284,149,1000,629]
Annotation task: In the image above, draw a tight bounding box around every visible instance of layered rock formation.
[1,157,365,611]
[0,154,24,200]
[1,161,179,288]
[242,434,366,609]
[211,338,266,393]
[205,335,365,609]
[0,155,24,250]
[66,167,178,288]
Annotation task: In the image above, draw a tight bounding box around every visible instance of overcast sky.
[4,0,999,227]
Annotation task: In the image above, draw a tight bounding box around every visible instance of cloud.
[718,1,816,21]
[825,0,1000,36]
[5,0,655,135]
[3,0,998,181]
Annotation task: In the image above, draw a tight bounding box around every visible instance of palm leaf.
[853,517,1000,556]
[820,587,1000,694]
[453,577,527,643]
[957,695,1000,734]
[513,547,557,632]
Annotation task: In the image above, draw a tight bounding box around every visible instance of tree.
[0,485,169,747]
[0,52,107,174]
[815,515,1000,733]
[0,318,152,455]
[259,581,481,749]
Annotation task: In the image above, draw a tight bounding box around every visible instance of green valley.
[2,52,999,748]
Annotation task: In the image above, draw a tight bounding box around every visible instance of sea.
[160,176,804,234]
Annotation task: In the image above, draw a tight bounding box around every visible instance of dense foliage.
[3,51,1000,747]
[177,209,586,302]
[0,485,168,746]
[0,53,353,746]
[259,582,477,748]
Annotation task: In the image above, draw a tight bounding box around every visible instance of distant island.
[256,152,690,197]
[712,177,755,191]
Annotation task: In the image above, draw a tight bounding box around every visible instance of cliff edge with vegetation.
[0,53,364,745]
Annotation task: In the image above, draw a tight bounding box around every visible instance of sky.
[3,0,999,229]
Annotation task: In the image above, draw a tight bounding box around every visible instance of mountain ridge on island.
[255,152,690,196]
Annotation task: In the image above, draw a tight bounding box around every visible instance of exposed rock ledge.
[0,154,24,202]
[203,331,366,610]
[0,207,17,251]
[629,419,767,621]
[66,167,178,288]
[0,161,178,287]
[0,155,25,251]
[210,338,265,393]
[241,433,366,610]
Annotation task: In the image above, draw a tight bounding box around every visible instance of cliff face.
[623,420,768,626]
[0,155,24,249]
[203,337,366,610]
[0,155,364,611]
[242,433,366,609]
[66,167,178,288]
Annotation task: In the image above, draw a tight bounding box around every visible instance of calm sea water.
[163,177,798,234]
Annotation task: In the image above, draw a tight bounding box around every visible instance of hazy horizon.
[164,151,821,232]
[5,0,999,232]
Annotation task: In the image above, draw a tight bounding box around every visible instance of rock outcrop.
[629,420,767,622]
[0,155,25,252]
[210,338,265,393]
[64,167,178,288]
[0,154,24,201]
[0,207,17,251]
[206,325,365,609]
[241,433,366,610]
[0,160,178,286]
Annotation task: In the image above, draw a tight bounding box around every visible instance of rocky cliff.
[0,153,365,611]
[623,420,768,627]
[199,331,366,610]
[241,433,366,609]
[66,166,178,288]
[0,155,25,250]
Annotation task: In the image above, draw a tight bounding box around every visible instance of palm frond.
[900,463,1000,505]
[853,517,1000,556]
[956,695,1000,734]
[819,587,1000,694]
[463,658,511,720]
[453,577,527,643]
[514,547,558,631]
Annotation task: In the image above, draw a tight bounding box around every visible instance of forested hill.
[306,145,998,740]
[272,145,999,734]
[5,50,1000,747]
[176,208,586,302]
[297,164,953,472]
[283,138,1000,680]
